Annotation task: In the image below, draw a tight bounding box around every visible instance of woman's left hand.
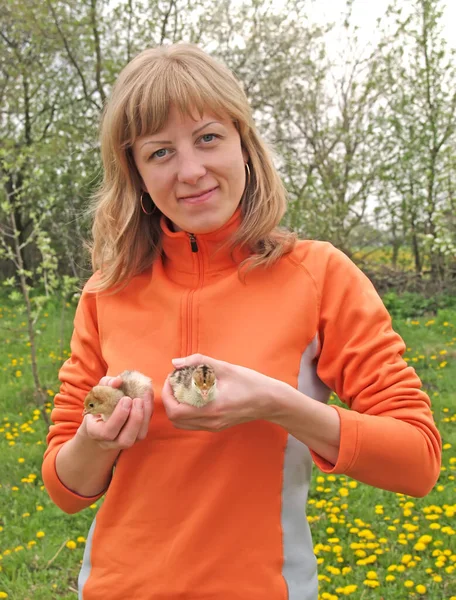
[161,354,283,431]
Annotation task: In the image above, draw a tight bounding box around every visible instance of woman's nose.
[176,151,206,185]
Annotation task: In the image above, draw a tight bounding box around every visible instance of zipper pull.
[188,233,198,253]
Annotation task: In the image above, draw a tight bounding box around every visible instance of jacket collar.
[159,207,250,280]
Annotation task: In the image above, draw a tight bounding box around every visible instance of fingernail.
[172,358,184,367]
[122,397,132,409]
[133,398,143,409]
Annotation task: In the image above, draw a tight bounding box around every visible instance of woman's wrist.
[266,380,341,465]
[55,426,121,498]
[261,378,293,422]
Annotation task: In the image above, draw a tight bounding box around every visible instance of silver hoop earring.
[245,163,251,188]
[140,192,155,216]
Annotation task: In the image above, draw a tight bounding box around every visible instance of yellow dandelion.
[36,531,45,538]
[401,554,412,564]
[415,584,427,594]
[363,580,380,588]
[66,540,77,549]
[366,571,378,580]
[414,542,426,551]
[419,535,432,544]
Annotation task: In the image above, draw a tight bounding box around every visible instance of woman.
[42,44,441,600]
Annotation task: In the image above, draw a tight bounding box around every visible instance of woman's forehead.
[158,105,226,129]
[130,103,231,146]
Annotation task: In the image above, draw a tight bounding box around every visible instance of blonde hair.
[90,43,295,291]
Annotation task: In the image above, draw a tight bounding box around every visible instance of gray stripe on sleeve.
[281,334,331,599]
[297,334,331,404]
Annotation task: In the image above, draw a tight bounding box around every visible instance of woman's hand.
[161,354,282,432]
[77,375,154,450]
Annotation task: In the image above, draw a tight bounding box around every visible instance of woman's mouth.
[179,186,218,205]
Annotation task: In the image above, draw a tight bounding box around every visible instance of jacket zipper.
[185,233,203,355]
[188,233,198,253]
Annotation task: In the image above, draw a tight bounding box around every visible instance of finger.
[98,375,122,388]
[109,376,123,388]
[87,397,132,440]
[137,392,153,440]
[162,379,217,429]
[161,378,182,410]
[116,397,145,447]
[171,353,223,370]
[161,378,199,420]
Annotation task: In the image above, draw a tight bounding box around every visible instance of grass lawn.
[0,299,454,600]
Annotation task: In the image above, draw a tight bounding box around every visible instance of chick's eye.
[89,403,94,408]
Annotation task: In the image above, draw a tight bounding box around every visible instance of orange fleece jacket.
[42,211,441,600]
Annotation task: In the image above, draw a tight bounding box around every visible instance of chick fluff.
[169,364,217,407]
[83,370,153,421]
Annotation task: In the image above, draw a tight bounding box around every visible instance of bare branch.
[46,0,101,110]
[90,0,106,104]
[160,0,176,44]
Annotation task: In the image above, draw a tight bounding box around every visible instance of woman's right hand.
[77,375,154,451]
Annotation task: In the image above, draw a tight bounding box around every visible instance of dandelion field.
[0,299,455,599]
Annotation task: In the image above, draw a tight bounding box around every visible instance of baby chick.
[169,364,217,407]
[83,370,153,421]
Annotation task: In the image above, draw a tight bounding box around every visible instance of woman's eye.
[151,148,168,160]
[200,134,217,143]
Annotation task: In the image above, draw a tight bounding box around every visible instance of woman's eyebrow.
[192,120,221,135]
[140,121,222,149]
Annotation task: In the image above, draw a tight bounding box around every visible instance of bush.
[381,291,456,319]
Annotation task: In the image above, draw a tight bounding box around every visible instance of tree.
[377,0,456,281]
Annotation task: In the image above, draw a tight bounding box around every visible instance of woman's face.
[132,105,248,234]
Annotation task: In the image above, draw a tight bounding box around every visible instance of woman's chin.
[174,206,239,235]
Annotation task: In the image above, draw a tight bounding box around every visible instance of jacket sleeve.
[310,244,441,497]
[42,276,109,513]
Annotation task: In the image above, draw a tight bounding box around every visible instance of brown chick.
[83,370,153,421]
[169,364,217,407]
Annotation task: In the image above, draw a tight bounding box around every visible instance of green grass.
[0,299,455,599]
